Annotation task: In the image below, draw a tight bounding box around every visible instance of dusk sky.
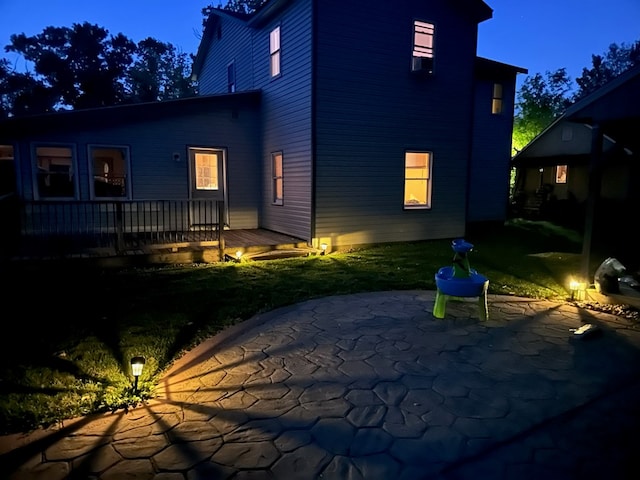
[1,0,639,92]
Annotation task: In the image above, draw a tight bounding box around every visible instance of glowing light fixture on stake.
[569,278,587,301]
[130,356,146,392]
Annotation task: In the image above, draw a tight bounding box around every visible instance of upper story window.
[412,21,434,74]
[404,151,432,209]
[270,25,281,78]
[492,83,503,114]
[35,145,76,199]
[272,151,283,205]
[227,62,236,93]
[89,145,129,199]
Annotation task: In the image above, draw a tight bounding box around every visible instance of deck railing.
[3,198,225,258]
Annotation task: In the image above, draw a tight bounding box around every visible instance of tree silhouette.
[6,22,136,111]
[574,41,640,101]
[2,22,197,116]
[127,38,197,103]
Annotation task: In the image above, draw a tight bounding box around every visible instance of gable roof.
[513,63,640,162]
[192,8,253,81]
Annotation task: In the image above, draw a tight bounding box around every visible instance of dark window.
[227,62,236,93]
[35,146,75,198]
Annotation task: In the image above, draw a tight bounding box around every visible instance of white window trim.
[403,150,433,209]
[189,146,226,200]
[227,60,236,93]
[32,142,78,201]
[272,151,283,205]
[88,144,131,200]
[270,25,281,78]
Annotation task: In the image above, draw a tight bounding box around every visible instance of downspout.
[309,0,318,245]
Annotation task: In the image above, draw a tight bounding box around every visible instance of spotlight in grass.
[130,356,146,392]
[235,250,243,261]
[320,243,328,255]
[569,277,587,301]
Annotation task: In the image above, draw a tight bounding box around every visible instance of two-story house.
[0,0,526,259]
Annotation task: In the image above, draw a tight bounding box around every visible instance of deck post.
[115,202,124,254]
[218,201,225,261]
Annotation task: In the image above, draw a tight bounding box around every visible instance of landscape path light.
[569,278,587,301]
[130,356,146,392]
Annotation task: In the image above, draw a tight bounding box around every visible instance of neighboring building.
[0,0,526,257]
[510,64,640,231]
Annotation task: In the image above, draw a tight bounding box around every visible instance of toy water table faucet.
[433,239,489,320]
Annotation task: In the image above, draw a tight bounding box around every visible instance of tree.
[0,58,57,118]
[2,23,197,116]
[203,0,267,19]
[574,41,640,101]
[127,38,197,103]
[512,68,573,155]
[6,22,137,111]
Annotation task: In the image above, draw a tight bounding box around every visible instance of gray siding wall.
[314,0,478,247]
[255,0,313,241]
[197,3,314,241]
[11,106,262,230]
[468,76,517,223]
[197,16,255,94]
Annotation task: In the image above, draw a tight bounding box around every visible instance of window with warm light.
[190,147,223,199]
[272,151,283,205]
[492,83,503,114]
[89,145,129,198]
[555,164,567,184]
[411,20,434,73]
[404,151,432,208]
[194,151,219,190]
[270,26,281,78]
[35,145,76,198]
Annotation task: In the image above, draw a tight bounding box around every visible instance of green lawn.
[0,219,601,435]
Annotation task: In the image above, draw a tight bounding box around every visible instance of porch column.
[581,123,604,281]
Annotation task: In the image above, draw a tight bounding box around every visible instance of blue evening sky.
[1,0,639,91]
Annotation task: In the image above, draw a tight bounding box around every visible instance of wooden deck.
[5,228,314,265]
[222,229,309,249]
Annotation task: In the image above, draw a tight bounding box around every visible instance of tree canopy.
[512,68,573,155]
[574,41,640,101]
[1,22,197,118]
[204,0,267,16]
[512,40,640,156]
